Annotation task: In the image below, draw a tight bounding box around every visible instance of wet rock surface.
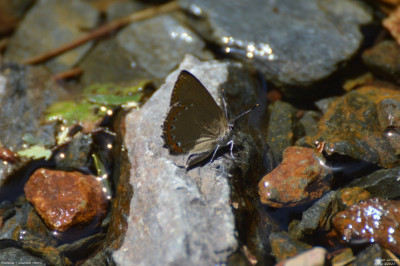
[348,166,400,199]
[5,0,98,73]
[78,38,151,86]
[113,54,261,265]
[332,197,400,255]
[24,168,108,231]
[337,187,371,208]
[182,0,372,87]
[298,191,339,233]
[258,146,332,207]
[117,14,210,79]
[362,40,400,84]
[300,84,400,168]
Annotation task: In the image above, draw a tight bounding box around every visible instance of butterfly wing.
[163,70,229,156]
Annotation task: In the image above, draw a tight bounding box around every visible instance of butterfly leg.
[227,140,235,158]
[209,144,221,164]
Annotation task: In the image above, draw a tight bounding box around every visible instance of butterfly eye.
[176,142,181,147]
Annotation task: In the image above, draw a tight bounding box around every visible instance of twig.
[22,1,180,65]
[52,67,83,81]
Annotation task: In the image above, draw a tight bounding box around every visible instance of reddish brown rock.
[332,197,400,255]
[258,146,332,207]
[338,187,371,209]
[24,168,108,231]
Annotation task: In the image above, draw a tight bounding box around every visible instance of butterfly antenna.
[231,104,259,125]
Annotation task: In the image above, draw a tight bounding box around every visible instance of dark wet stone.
[181,0,371,88]
[57,233,105,262]
[79,38,151,87]
[113,55,263,265]
[54,132,93,171]
[258,146,332,207]
[338,187,371,209]
[24,169,108,231]
[101,122,132,252]
[362,40,400,84]
[5,0,98,73]
[116,14,211,79]
[269,231,312,262]
[383,7,400,45]
[266,101,296,163]
[0,63,66,186]
[348,166,400,199]
[0,201,69,265]
[276,247,327,266]
[298,191,340,233]
[332,197,400,255]
[0,247,45,265]
[300,84,400,168]
[354,244,393,266]
[0,0,33,35]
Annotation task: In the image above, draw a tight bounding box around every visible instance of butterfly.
[162,70,258,168]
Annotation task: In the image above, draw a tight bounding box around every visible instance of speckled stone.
[332,197,400,255]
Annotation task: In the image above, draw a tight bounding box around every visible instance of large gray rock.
[181,0,372,88]
[5,0,98,73]
[113,54,261,265]
[117,14,211,79]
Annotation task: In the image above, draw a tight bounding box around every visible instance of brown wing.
[163,70,229,154]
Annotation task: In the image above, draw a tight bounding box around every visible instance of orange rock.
[338,187,371,208]
[258,146,332,207]
[24,168,108,231]
[332,197,400,255]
